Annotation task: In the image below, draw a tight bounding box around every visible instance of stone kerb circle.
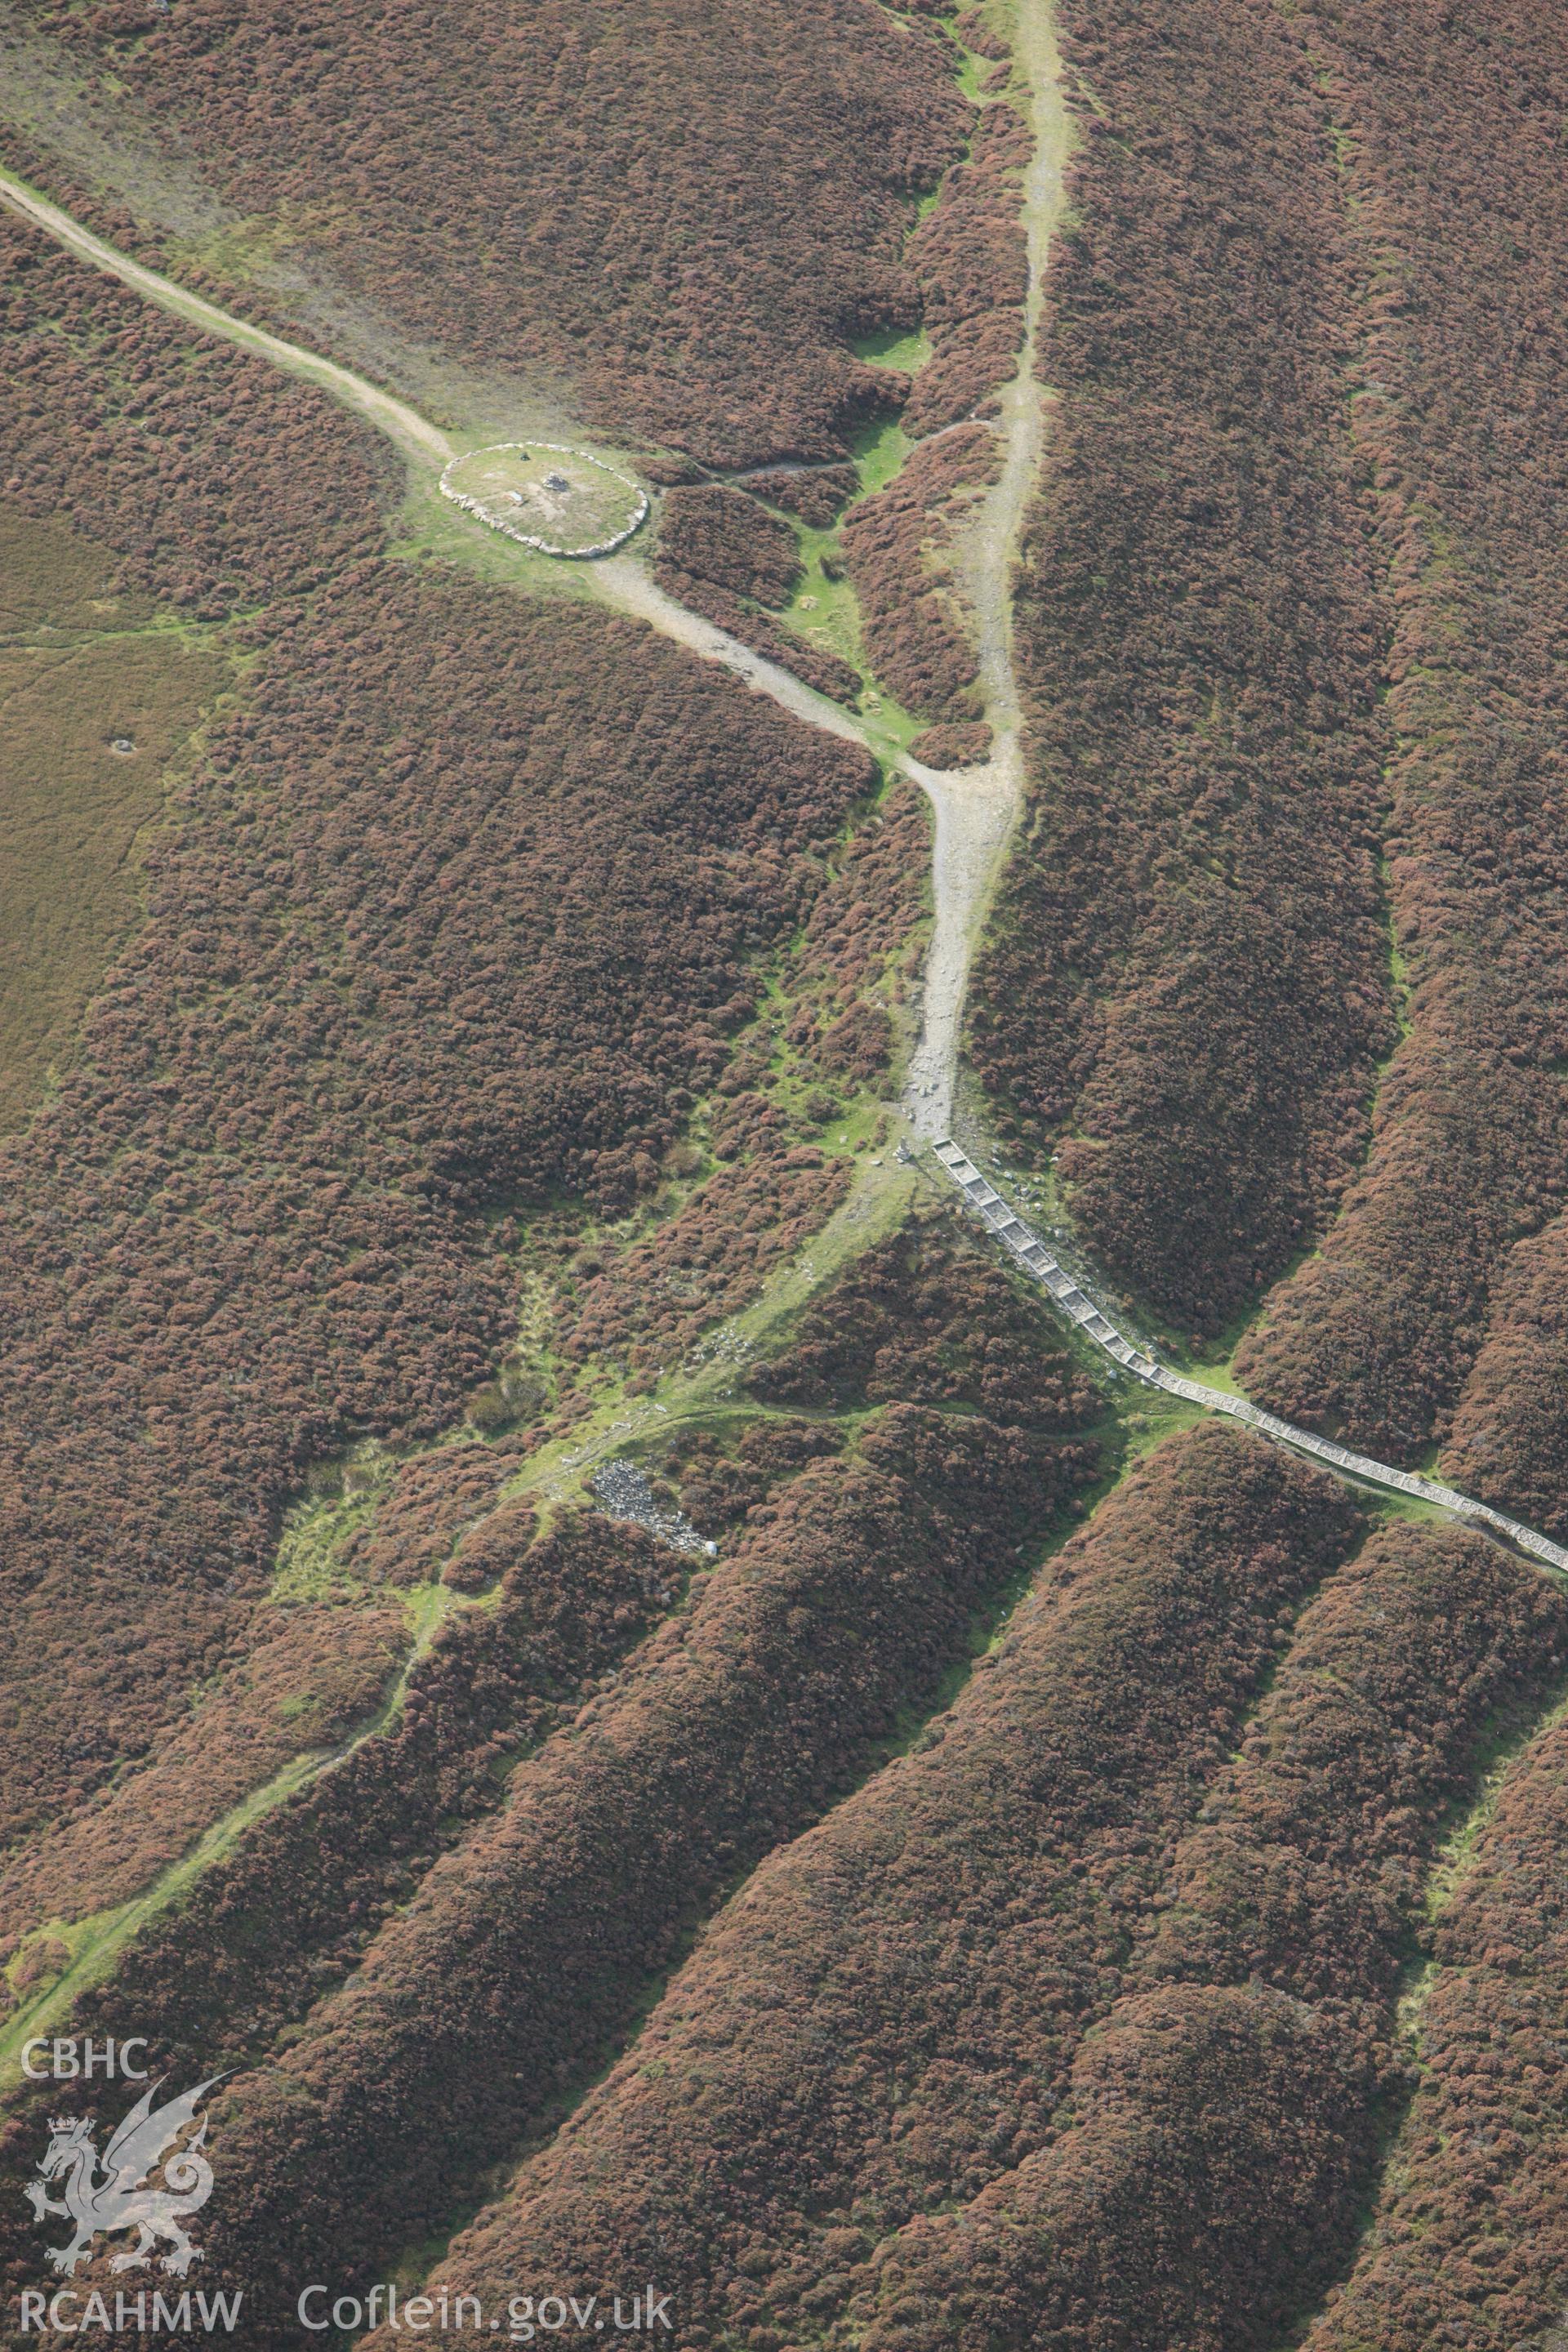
[438,441,648,559]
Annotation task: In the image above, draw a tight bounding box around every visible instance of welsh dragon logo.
[24,2076,226,2278]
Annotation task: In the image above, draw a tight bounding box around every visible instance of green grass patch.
[164,201,362,289]
[1381,861,1414,1045]
[0,506,154,639]
[954,43,991,103]
[850,409,916,499]
[386,477,604,606]
[777,522,867,675]
[841,679,926,760]
[1395,1677,1568,2060]
[270,1441,396,1602]
[0,1747,329,2092]
[1113,1393,1209,1461]
[853,323,933,374]
[0,1567,470,2100]
[0,519,229,1133]
[771,505,927,758]
[1159,1343,1254,1401]
[503,1152,920,1516]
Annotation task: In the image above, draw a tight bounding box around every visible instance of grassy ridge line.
[357,1423,1361,2349]
[0,1580,461,2097]
[0,1146,923,2111]
[0,1211,1101,2305]
[172,1398,1097,2327]
[19,1516,681,2135]
[834,1521,1568,2352]
[1301,1687,1568,2352]
[0,1122,920,2099]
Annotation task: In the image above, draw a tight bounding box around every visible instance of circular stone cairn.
[439,441,648,558]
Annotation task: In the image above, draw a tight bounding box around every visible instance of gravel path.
[949,0,1071,746]
[594,557,878,751]
[900,0,1074,1136]
[902,748,1018,1138]
[0,166,452,468]
[599,553,1018,1138]
[933,1143,1568,1575]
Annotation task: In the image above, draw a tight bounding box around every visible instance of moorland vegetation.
[1308,1702,1568,2352]
[13,0,971,466]
[5,0,1038,740]
[965,0,1394,1337]
[1232,0,1568,1511]
[0,217,877,1889]
[652,483,865,706]
[842,1520,1568,2350]
[347,1423,1371,2345]
[0,1221,1105,2326]
[4,10,1568,2352]
[0,518,226,1131]
[342,1445,1568,2352]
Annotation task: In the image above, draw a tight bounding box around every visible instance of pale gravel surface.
[935,1146,1568,1574]
[901,746,1018,1138]
[600,554,1021,1141]
[951,0,1071,748]
[905,0,1073,1136]
[593,558,878,753]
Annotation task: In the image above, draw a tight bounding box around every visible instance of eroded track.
[933,1142,1568,1573]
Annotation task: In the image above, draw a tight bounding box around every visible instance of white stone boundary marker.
[438,442,648,559]
[932,1139,1568,1575]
